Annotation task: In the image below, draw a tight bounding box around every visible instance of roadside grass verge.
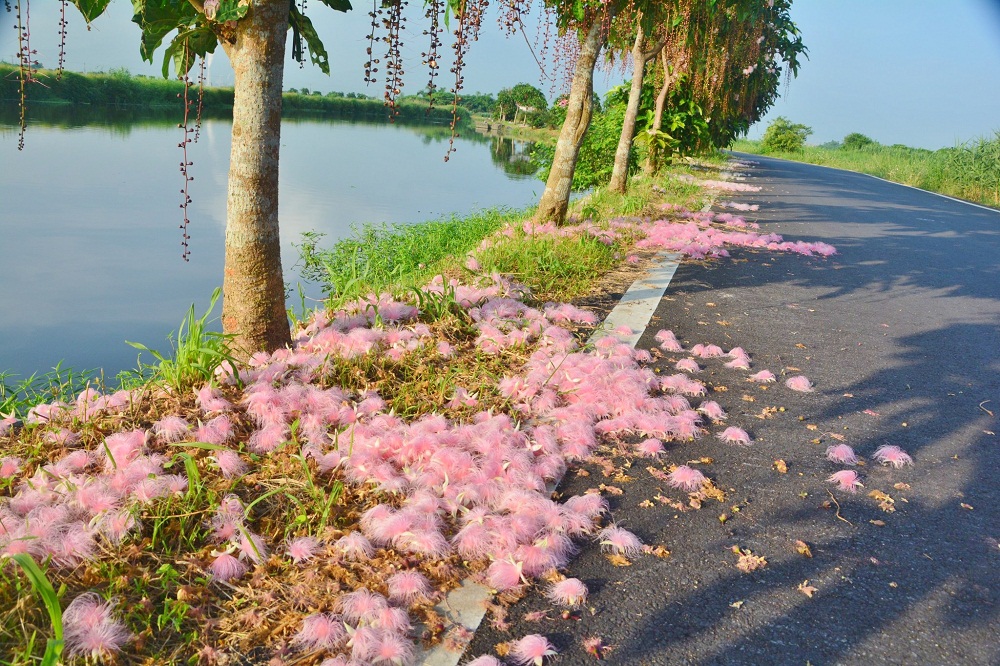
[732,134,1000,209]
[0,158,738,664]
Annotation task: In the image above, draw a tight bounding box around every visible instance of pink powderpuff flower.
[635,438,664,457]
[248,423,288,454]
[598,526,643,557]
[546,578,588,608]
[748,370,776,383]
[563,493,608,518]
[211,450,248,479]
[613,325,633,337]
[286,536,320,564]
[511,634,558,666]
[0,456,22,478]
[826,444,858,465]
[725,355,751,370]
[196,416,234,444]
[293,612,346,651]
[238,531,268,564]
[697,401,727,421]
[370,633,414,665]
[97,509,138,545]
[153,416,191,443]
[486,558,525,591]
[334,532,375,561]
[693,343,725,359]
[667,465,706,492]
[675,358,701,373]
[195,384,232,413]
[347,624,381,662]
[785,375,814,392]
[872,445,913,468]
[626,254,640,264]
[369,605,412,635]
[209,550,247,581]
[387,570,432,605]
[62,593,131,659]
[338,588,389,623]
[828,469,862,492]
[718,426,751,446]
[655,329,684,352]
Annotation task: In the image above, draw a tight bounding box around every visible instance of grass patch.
[295,207,525,307]
[733,134,1000,209]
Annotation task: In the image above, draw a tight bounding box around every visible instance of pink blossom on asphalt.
[511,634,558,666]
[718,426,752,446]
[667,465,706,492]
[546,577,588,608]
[872,445,913,468]
[785,375,814,392]
[826,444,858,465]
[598,526,643,557]
[748,370,776,383]
[828,469,863,492]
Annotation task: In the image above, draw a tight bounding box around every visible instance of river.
[1,105,539,381]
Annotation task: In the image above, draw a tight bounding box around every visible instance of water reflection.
[489,136,538,178]
[1,106,540,379]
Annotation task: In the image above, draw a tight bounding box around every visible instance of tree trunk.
[533,21,604,225]
[644,50,675,176]
[219,0,291,356]
[608,24,664,194]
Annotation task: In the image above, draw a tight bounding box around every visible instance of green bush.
[761,116,812,152]
[843,132,877,150]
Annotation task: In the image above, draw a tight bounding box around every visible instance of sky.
[2,1,1000,149]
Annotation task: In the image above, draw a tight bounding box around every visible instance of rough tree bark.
[608,22,666,194]
[532,21,605,225]
[644,49,675,176]
[219,0,292,356]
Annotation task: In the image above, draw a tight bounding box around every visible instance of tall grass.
[295,207,526,306]
[732,133,1000,209]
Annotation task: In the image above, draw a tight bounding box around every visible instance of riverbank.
[0,63,471,126]
[732,136,1000,209]
[0,158,843,665]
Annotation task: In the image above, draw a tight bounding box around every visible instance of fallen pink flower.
[785,375,814,392]
[511,634,558,666]
[667,465,706,492]
[826,444,858,465]
[828,469,862,492]
[872,445,913,468]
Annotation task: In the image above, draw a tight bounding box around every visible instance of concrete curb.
[413,250,683,665]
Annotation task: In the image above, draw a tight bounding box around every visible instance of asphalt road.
[463,155,1000,665]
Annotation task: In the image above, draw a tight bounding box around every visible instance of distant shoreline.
[0,63,471,126]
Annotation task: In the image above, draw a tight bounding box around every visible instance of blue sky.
[3,1,999,149]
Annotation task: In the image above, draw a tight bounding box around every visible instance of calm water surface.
[1,107,539,379]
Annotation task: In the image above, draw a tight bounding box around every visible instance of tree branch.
[641,35,667,64]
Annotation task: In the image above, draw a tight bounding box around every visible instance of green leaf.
[162,26,219,79]
[8,554,64,666]
[70,0,113,23]
[167,441,232,451]
[212,0,250,22]
[131,0,200,64]
[289,3,331,74]
[316,0,353,13]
